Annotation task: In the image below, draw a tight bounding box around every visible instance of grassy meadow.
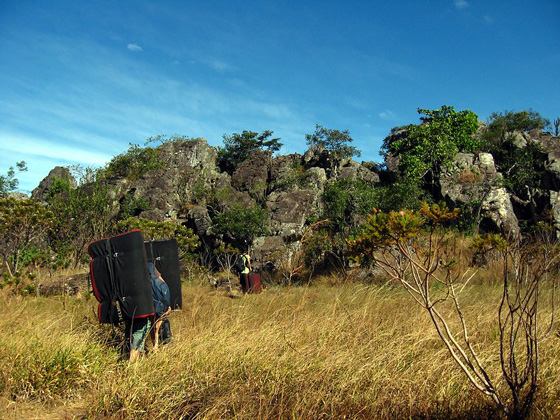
[1,267,560,419]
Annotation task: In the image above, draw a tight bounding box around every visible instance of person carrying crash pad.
[237,249,253,293]
[148,262,173,348]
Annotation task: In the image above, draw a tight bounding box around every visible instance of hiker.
[149,262,172,349]
[238,249,253,293]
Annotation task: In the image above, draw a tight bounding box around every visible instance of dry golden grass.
[1,274,560,419]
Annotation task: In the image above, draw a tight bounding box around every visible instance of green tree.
[46,175,113,267]
[483,109,551,147]
[0,161,27,197]
[211,204,269,245]
[217,130,282,174]
[321,178,376,234]
[0,197,53,276]
[382,106,480,186]
[305,124,361,160]
[483,110,552,227]
[372,176,430,213]
[500,140,547,225]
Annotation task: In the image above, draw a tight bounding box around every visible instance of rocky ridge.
[32,130,560,269]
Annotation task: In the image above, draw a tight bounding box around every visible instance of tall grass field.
[1,272,559,419]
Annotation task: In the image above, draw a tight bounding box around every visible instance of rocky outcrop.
[440,152,519,236]
[481,187,520,237]
[32,129,560,274]
[266,190,321,237]
[32,166,76,203]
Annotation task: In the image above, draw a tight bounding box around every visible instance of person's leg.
[240,273,249,293]
[160,319,173,344]
[152,317,162,350]
[129,317,151,362]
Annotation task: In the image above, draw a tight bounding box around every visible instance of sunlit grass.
[1,275,559,419]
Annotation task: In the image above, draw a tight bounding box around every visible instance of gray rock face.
[32,166,77,203]
[128,138,220,221]
[440,152,518,236]
[481,187,520,237]
[266,190,321,237]
[231,150,270,199]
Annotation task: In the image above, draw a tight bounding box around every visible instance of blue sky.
[1,0,559,194]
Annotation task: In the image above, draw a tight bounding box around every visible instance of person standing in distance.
[239,249,253,293]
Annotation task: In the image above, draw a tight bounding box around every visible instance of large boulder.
[121,138,220,221]
[338,161,380,185]
[32,166,76,203]
[231,149,271,198]
[266,189,321,238]
[480,187,520,237]
[440,153,519,236]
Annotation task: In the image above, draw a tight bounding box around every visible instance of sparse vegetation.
[347,203,560,419]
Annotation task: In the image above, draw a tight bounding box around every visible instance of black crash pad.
[145,239,182,309]
[88,230,155,324]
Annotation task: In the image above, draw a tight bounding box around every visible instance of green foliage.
[371,176,430,212]
[483,109,551,146]
[211,204,270,243]
[321,178,377,234]
[0,197,53,275]
[382,106,479,181]
[46,176,113,267]
[347,202,460,264]
[0,161,27,197]
[500,140,547,198]
[18,245,50,270]
[470,233,508,255]
[116,217,200,257]
[305,124,361,160]
[217,130,282,174]
[98,144,163,181]
[482,110,550,226]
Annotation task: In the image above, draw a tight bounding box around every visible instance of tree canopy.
[217,130,282,174]
[483,109,551,148]
[305,124,361,160]
[0,161,27,197]
[382,105,480,182]
[211,203,269,245]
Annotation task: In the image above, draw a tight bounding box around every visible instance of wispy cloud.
[484,15,494,24]
[202,57,233,73]
[0,132,113,165]
[379,110,396,121]
[453,0,469,9]
[127,43,143,52]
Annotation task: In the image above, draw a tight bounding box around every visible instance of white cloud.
[0,132,112,166]
[127,43,143,52]
[379,110,396,120]
[202,57,232,73]
[453,0,469,9]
